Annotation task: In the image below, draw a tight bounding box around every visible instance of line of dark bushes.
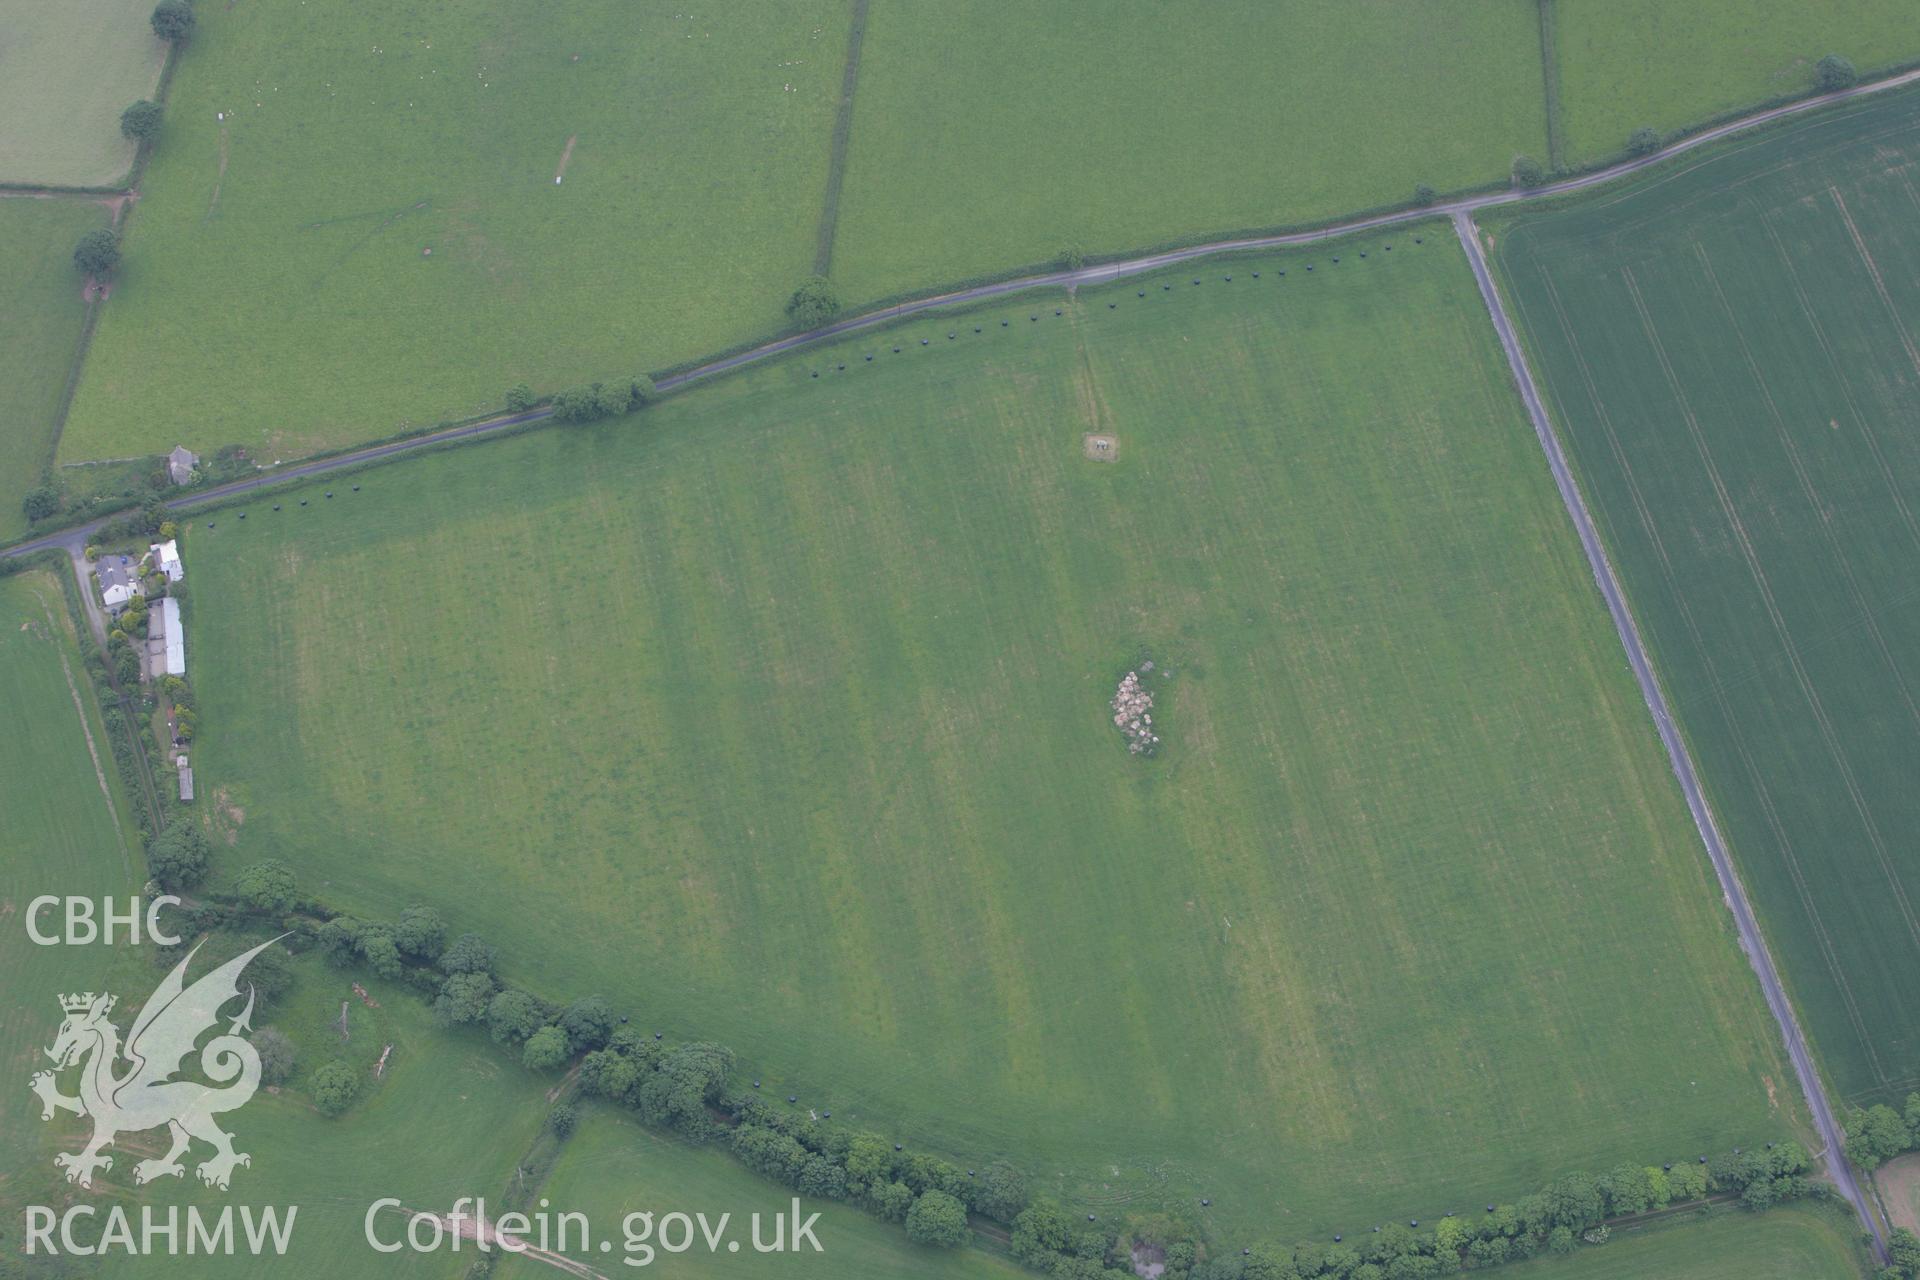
[145,864,1835,1279]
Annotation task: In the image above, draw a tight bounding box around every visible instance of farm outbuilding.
[167,445,199,486]
[157,597,185,676]
[149,539,185,583]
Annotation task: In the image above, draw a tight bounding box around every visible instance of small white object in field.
[555,176,562,184]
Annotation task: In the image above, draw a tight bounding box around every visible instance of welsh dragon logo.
[29,937,281,1191]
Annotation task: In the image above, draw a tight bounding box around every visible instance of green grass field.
[58,0,851,465]
[1505,1203,1868,1280]
[499,1105,1027,1279]
[0,0,168,186]
[179,230,1797,1242]
[829,0,1546,307]
[1552,0,1920,164]
[0,198,110,544]
[0,570,146,1230]
[87,954,553,1278]
[1491,86,1920,1106]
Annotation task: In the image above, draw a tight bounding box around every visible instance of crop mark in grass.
[812,0,868,276]
[299,198,433,290]
[1623,265,1920,958]
[205,124,229,221]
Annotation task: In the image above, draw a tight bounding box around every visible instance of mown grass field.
[0,0,167,186]
[1491,86,1920,1106]
[500,1106,1027,1279]
[92,954,552,1278]
[0,570,146,1234]
[1552,0,1920,163]
[180,231,1798,1241]
[0,198,110,544]
[1505,1203,1868,1280]
[830,0,1546,307]
[59,0,850,464]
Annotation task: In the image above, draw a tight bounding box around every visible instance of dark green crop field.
[179,229,1796,1241]
[1492,86,1920,1105]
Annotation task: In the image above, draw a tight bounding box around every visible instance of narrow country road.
[8,65,1920,566]
[1451,210,1887,1265]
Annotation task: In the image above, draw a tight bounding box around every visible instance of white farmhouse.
[94,554,140,612]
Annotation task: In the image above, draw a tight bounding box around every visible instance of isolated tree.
[504,382,535,412]
[73,229,121,278]
[522,1025,571,1072]
[150,0,195,42]
[309,1060,359,1116]
[487,989,548,1043]
[785,276,840,328]
[23,485,60,521]
[1056,243,1087,271]
[905,1190,970,1247]
[440,931,496,975]
[1627,126,1661,156]
[393,904,446,960]
[254,1027,296,1084]
[145,822,209,890]
[1815,53,1858,93]
[1412,182,1438,207]
[559,995,614,1051]
[234,859,296,913]
[120,100,163,142]
[548,1100,578,1137]
[1510,154,1546,189]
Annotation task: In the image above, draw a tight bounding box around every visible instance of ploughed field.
[182,230,1795,1241]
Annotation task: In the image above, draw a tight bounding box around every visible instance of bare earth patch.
[1083,432,1118,461]
[1876,1152,1920,1234]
